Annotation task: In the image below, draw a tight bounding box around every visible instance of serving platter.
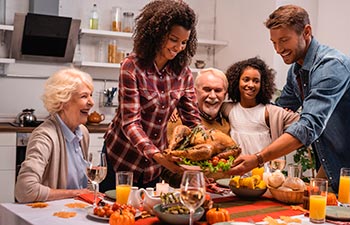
[179,164,202,171]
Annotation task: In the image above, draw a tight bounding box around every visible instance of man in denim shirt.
[229,5,350,192]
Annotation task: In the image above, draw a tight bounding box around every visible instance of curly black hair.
[133,0,197,74]
[226,57,276,104]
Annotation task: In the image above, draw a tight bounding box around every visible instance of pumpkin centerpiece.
[206,206,230,225]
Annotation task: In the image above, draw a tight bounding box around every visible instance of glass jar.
[96,40,105,62]
[108,40,117,63]
[115,49,125,63]
[111,7,122,32]
[123,12,134,33]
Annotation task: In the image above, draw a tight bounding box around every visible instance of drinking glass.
[116,171,133,205]
[86,151,107,208]
[338,167,350,205]
[179,171,206,225]
[268,155,286,172]
[309,178,328,224]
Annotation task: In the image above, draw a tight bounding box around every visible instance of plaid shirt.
[104,54,201,184]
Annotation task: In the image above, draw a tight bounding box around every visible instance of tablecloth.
[135,195,305,225]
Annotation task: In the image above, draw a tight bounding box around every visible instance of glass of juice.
[116,171,133,205]
[338,167,350,205]
[309,178,328,224]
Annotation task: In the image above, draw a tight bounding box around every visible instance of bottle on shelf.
[112,7,122,32]
[89,4,99,29]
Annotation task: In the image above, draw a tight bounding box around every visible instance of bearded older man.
[167,67,229,139]
[163,67,229,187]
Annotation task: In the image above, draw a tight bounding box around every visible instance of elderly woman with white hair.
[15,68,94,203]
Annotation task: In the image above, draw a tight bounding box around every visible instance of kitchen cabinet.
[0,132,16,203]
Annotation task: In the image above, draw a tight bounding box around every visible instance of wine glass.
[86,151,107,208]
[268,155,287,172]
[179,171,206,225]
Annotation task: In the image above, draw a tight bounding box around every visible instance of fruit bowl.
[229,185,267,198]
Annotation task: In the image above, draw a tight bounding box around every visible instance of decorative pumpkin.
[327,192,338,206]
[109,209,135,225]
[206,206,230,225]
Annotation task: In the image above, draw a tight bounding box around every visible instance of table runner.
[212,196,304,222]
[135,195,305,225]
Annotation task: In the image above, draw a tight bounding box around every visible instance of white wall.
[0,0,216,122]
[2,0,350,121]
[215,0,350,90]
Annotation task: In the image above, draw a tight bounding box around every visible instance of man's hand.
[228,154,259,176]
[153,152,185,174]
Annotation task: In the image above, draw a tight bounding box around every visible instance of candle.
[156,180,169,196]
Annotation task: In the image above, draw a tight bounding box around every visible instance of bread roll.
[268,170,285,188]
[282,177,305,191]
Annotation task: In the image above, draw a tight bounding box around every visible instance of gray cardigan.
[15,115,89,203]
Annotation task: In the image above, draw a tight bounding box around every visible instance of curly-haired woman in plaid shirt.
[100,0,202,191]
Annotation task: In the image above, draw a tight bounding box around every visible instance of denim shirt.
[276,38,350,192]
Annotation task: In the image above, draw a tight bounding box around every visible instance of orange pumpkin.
[109,209,135,225]
[327,193,338,206]
[206,206,230,225]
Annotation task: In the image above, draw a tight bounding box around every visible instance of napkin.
[206,182,231,195]
[75,193,104,205]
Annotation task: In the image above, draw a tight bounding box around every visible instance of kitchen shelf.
[0,24,14,31]
[74,60,200,73]
[0,58,15,64]
[80,28,228,47]
[73,61,121,68]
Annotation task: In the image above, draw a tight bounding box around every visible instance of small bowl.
[268,186,304,204]
[153,204,204,225]
[229,185,267,198]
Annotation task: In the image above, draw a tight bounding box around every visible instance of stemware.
[179,171,206,225]
[268,155,287,172]
[86,151,107,208]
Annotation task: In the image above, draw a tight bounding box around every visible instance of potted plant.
[293,146,316,182]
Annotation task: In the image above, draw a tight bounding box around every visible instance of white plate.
[213,222,254,225]
[326,206,350,221]
[216,178,231,187]
[86,207,141,221]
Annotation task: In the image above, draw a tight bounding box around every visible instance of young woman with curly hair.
[100,0,201,191]
[222,57,299,169]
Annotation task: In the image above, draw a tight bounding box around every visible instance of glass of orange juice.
[338,167,350,205]
[309,178,328,224]
[116,171,133,205]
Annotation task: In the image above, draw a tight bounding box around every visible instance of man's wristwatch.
[255,152,264,168]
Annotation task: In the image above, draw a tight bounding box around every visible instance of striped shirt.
[104,54,201,184]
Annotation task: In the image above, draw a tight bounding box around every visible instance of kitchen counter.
[0,122,109,133]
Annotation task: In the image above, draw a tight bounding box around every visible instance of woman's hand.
[153,152,185,174]
[228,154,258,176]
